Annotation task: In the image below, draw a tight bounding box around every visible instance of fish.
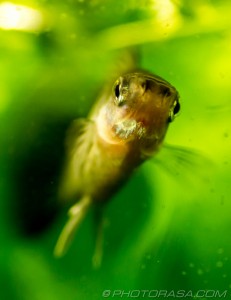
[54,71,180,267]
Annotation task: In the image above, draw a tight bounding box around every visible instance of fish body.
[54,71,180,263]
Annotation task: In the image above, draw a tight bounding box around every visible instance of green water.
[0,1,231,299]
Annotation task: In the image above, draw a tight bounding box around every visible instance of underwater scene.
[0,0,231,299]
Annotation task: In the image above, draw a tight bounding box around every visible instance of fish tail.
[54,195,92,258]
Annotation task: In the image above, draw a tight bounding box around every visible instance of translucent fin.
[65,118,94,157]
[58,119,95,201]
[54,195,92,257]
[152,143,214,181]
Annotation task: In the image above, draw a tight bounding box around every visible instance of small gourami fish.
[54,71,180,266]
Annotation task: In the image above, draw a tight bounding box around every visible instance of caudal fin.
[54,195,92,257]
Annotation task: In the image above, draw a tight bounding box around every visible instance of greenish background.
[0,0,231,299]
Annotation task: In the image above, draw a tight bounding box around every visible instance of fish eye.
[168,100,180,122]
[114,83,120,98]
[113,81,127,106]
[173,101,180,115]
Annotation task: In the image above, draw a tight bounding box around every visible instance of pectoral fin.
[54,195,92,257]
[152,143,213,181]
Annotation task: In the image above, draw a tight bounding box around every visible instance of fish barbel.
[54,71,180,265]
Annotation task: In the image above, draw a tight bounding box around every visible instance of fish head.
[97,72,180,154]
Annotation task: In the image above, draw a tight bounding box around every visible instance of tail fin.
[54,195,92,257]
